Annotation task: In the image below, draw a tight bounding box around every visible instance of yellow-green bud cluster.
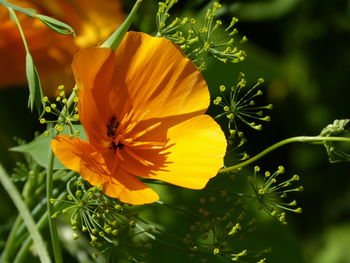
[249,166,303,224]
[40,85,81,138]
[56,176,149,261]
[156,1,246,70]
[231,249,247,261]
[182,194,254,262]
[214,73,272,149]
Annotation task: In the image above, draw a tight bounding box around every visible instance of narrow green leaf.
[320,119,350,163]
[36,14,75,36]
[26,53,43,113]
[101,0,143,50]
[10,125,86,170]
[0,164,52,263]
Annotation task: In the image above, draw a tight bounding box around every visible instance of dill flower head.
[248,166,303,224]
[214,73,272,134]
[51,31,227,205]
[156,1,246,70]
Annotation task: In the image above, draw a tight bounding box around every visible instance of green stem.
[12,173,75,260]
[219,136,350,173]
[1,180,64,260]
[0,217,22,262]
[0,164,51,263]
[101,0,143,50]
[45,90,76,263]
[7,7,30,53]
[0,0,36,17]
[14,192,68,263]
[1,166,37,261]
[14,185,68,247]
[46,150,62,263]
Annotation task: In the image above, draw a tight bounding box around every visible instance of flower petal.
[146,115,227,189]
[51,135,108,186]
[52,135,159,205]
[104,168,159,205]
[111,31,210,122]
[72,47,116,149]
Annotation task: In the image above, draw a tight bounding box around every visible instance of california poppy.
[0,0,123,95]
[51,32,227,205]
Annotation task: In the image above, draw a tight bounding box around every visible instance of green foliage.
[1,0,349,262]
[25,53,43,113]
[0,164,51,263]
[320,119,350,163]
[36,14,75,36]
[10,133,64,170]
[10,125,86,170]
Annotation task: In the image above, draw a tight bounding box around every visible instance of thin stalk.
[1,167,37,261]
[0,216,22,262]
[0,164,51,263]
[219,136,350,173]
[46,148,62,263]
[101,0,143,50]
[7,8,30,53]
[44,91,76,262]
[2,176,69,260]
[14,192,68,263]
[0,0,36,17]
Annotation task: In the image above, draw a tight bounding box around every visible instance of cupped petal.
[51,135,108,186]
[104,167,159,205]
[145,115,227,189]
[52,135,159,205]
[72,47,116,149]
[110,31,210,123]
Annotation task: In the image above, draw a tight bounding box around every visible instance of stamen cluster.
[156,1,246,71]
[214,73,272,148]
[39,85,80,138]
[248,166,303,224]
[182,192,262,262]
[50,177,152,261]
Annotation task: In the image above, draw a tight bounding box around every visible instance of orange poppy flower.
[51,32,227,205]
[0,0,123,95]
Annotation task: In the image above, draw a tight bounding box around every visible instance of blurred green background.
[1,0,350,262]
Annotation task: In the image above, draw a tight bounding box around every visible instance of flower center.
[107,116,124,151]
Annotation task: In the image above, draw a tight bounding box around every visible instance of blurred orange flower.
[0,0,124,95]
[51,32,227,205]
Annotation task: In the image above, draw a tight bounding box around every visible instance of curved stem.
[219,136,350,173]
[0,164,51,263]
[0,0,36,18]
[7,8,30,53]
